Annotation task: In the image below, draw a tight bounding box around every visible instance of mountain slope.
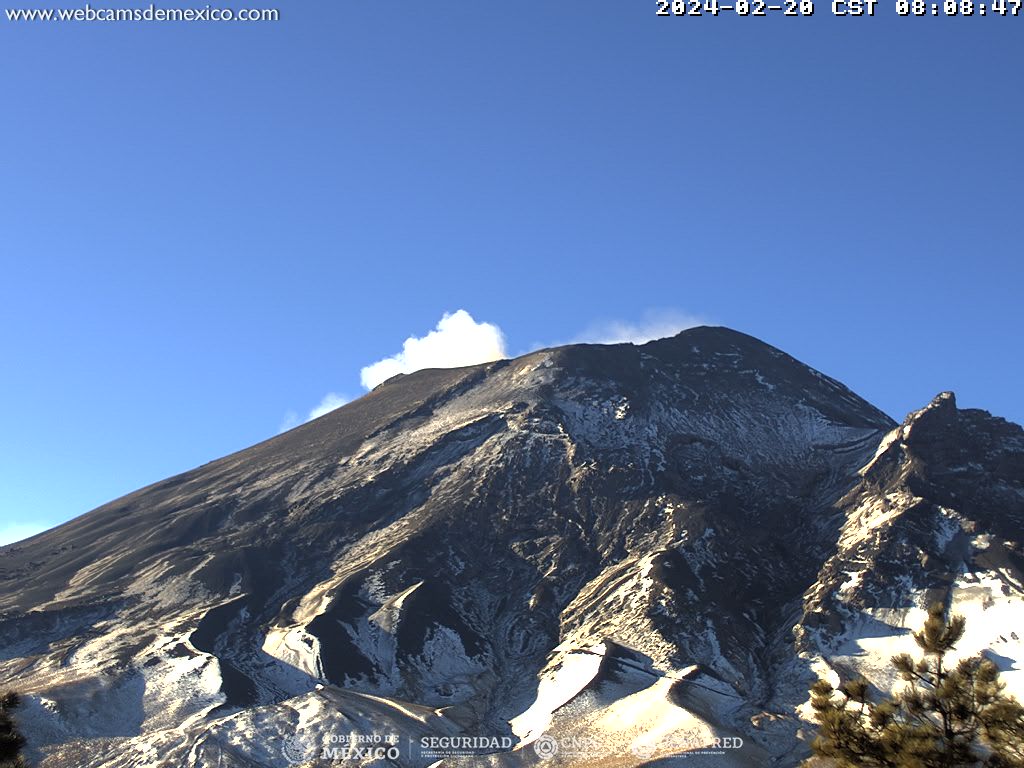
[3,327,1017,767]
[793,392,1024,726]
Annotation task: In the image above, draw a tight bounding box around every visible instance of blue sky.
[1,2,1021,543]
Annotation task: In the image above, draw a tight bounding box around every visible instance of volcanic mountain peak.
[1,330,1020,768]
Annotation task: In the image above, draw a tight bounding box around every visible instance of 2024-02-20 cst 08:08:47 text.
[656,0,1021,15]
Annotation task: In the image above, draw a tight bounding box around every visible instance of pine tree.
[0,691,28,768]
[807,602,1024,767]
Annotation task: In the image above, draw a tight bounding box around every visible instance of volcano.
[2,327,1022,767]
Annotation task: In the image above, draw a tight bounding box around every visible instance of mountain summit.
[1,327,1020,768]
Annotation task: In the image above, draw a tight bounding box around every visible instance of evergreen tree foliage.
[807,602,1024,767]
[0,691,28,768]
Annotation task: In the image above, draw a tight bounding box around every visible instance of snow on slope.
[793,392,1024,748]
[10,332,1023,768]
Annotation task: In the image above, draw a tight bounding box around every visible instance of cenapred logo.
[531,733,606,760]
[533,733,559,759]
[530,727,744,762]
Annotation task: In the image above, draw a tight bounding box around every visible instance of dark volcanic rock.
[1,328,1018,768]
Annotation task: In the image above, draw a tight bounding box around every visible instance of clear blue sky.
[1,2,1021,543]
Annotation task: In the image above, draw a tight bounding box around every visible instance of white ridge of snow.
[806,566,1024,713]
[861,425,902,475]
[262,626,324,681]
[510,642,608,743]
